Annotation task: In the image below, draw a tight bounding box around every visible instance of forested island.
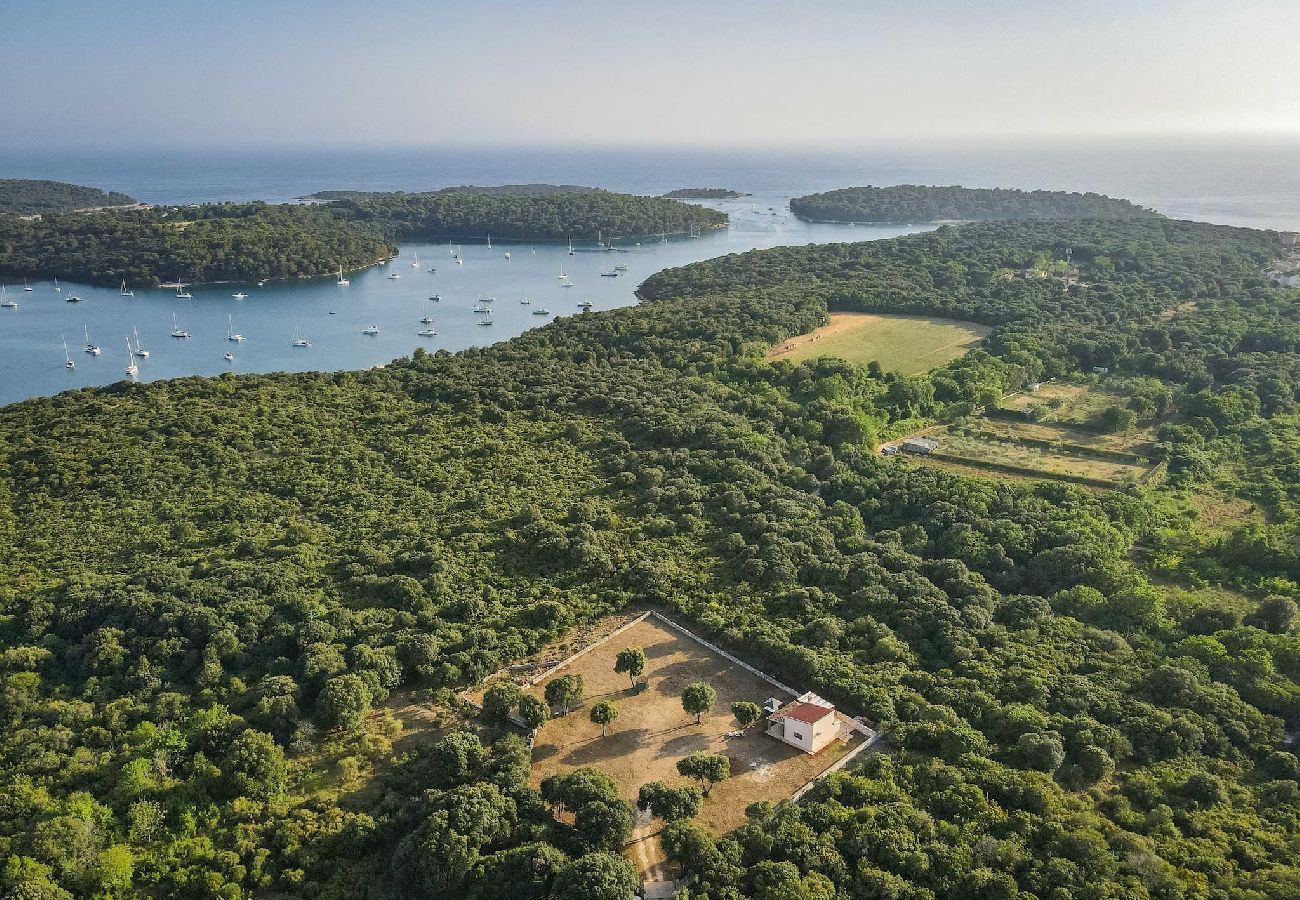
[2,198,1300,899]
[790,184,1158,223]
[0,179,139,216]
[0,183,726,285]
[661,188,748,199]
[325,185,728,241]
[0,202,395,287]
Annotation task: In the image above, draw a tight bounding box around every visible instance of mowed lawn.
[768,312,990,373]
[527,617,855,840]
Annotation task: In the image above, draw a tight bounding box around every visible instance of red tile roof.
[783,702,834,724]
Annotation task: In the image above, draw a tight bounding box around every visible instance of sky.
[3,0,1298,148]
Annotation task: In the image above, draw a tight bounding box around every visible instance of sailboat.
[132,325,149,357]
[291,328,311,347]
[120,280,134,297]
[567,234,574,255]
[0,285,17,309]
[486,234,492,250]
[53,278,61,293]
[62,334,75,369]
[597,229,604,248]
[455,246,463,265]
[232,290,247,300]
[83,325,101,355]
[23,278,33,292]
[337,266,350,286]
[227,314,244,342]
[558,261,568,279]
[175,282,192,299]
[449,239,455,256]
[124,339,138,377]
[170,313,190,338]
[411,250,421,268]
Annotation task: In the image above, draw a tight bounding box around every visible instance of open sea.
[1,139,1296,406]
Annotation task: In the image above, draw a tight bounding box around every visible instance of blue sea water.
[0,140,1296,406]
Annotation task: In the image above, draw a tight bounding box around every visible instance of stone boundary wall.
[648,611,800,699]
[789,728,884,804]
[524,611,654,687]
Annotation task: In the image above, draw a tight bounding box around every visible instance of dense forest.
[0,202,395,287]
[0,179,139,216]
[0,186,725,285]
[1,206,1299,899]
[325,186,728,242]
[662,189,748,199]
[790,184,1159,224]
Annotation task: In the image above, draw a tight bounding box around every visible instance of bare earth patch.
[526,617,857,869]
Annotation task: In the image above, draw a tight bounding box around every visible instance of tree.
[731,700,764,729]
[550,852,639,900]
[544,674,584,716]
[574,799,634,850]
[613,647,646,689]
[222,728,287,800]
[483,681,522,724]
[681,681,717,724]
[316,673,371,730]
[589,700,619,736]
[676,752,730,796]
[518,694,549,736]
[637,781,702,822]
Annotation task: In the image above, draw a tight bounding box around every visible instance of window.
[793,731,804,741]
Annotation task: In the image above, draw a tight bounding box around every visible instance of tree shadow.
[654,731,712,759]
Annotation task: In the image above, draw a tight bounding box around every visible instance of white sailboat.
[120,280,134,297]
[170,313,190,338]
[124,339,138,377]
[411,250,421,268]
[0,285,17,309]
[83,325,101,355]
[175,282,192,299]
[558,261,568,279]
[486,234,492,250]
[232,291,247,300]
[291,328,311,347]
[227,314,245,342]
[337,266,350,286]
[23,278,33,292]
[62,334,75,369]
[53,278,61,293]
[567,234,575,255]
[132,325,149,357]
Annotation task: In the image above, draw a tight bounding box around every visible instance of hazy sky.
[3,0,1297,148]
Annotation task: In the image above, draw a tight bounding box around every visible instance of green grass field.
[769,313,990,374]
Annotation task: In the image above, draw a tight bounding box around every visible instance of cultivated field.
[525,616,857,841]
[931,429,1150,485]
[768,312,990,374]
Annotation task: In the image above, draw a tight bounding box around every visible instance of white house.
[766,692,841,754]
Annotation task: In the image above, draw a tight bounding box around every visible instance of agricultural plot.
[524,616,858,839]
[768,312,990,374]
[1001,381,1129,428]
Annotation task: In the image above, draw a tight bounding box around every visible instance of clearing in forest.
[767,311,990,374]
[525,616,860,845]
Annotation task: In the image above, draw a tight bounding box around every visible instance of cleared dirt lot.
[526,617,856,837]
